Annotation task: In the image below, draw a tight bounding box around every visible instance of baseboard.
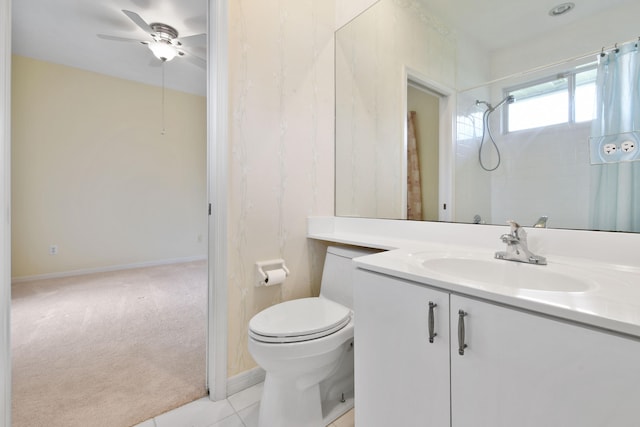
[226,366,266,397]
[11,255,207,284]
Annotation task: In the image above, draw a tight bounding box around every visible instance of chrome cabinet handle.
[458,310,468,355]
[428,301,437,343]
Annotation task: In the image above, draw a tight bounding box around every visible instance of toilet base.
[253,337,355,427]
[258,375,323,427]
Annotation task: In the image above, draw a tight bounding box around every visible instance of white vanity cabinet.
[355,269,640,427]
[354,269,450,427]
[450,294,640,427]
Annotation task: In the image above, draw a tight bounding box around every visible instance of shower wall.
[454,1,640,229]
[454,97,492,225]
[490,122,592,229]
[456,78,592,230]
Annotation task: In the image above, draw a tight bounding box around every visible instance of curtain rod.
[459,36,640,93]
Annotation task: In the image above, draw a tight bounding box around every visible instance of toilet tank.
[320,246,380,309]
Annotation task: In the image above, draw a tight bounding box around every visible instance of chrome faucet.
[495,220,547,265]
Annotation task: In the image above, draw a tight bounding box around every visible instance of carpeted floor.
[11,260,208,427]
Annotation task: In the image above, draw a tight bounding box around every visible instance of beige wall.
[335,0,378,29]
[407,85,439,221]
[227,0,336,376]
[11,56,207,278]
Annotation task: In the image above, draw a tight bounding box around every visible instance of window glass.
[575,68,597,122]
[508,87,568,132]
[506,67,597,132]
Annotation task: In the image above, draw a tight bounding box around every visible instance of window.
[506,67,597,132]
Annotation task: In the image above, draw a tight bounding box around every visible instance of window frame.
[503,64,597,134]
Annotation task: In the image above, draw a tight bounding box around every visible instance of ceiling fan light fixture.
[148,40,177,62]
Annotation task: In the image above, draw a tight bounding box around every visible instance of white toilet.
[248,246,377,427]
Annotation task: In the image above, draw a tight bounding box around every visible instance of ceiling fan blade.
[176,33,206,47]
[181,51,206,69]
[122,9,153,34]
[97,34,146,44]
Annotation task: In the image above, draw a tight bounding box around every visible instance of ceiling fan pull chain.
[161,61,166,135]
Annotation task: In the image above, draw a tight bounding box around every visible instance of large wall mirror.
[335,0,640,232]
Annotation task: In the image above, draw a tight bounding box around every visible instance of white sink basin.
[419,256,595,293]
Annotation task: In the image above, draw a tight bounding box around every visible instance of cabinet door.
[354,269,450,427]
[451,294,640,427]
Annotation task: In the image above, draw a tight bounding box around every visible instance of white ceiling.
[12,0,637,98]
[12,0,207,96]
[422,0,635,52]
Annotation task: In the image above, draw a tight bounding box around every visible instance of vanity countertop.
[308,217,640,339]
[354,245,640,339]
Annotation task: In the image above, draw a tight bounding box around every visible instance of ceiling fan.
[98,10,206,68]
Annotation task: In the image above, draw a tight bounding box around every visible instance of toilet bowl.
[248,246,377,427]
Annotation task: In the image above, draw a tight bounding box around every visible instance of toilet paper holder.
[255,259,290,287]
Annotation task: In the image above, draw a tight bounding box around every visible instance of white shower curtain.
[589,40,640,232]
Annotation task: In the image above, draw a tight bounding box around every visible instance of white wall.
[11,56,207,279]
[454,99,492,224]
[491,2,640,81]
[490,122,591,229]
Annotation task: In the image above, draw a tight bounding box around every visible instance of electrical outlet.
[603,143,617,155]
[621,140,636,153]
[49,245,58,255]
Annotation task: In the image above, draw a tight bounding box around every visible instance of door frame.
[1,0,11,424]
[208,0,229,402]
[402,66,456,222]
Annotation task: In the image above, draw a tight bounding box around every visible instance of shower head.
[491,95,515,111]
[476,95,515,112]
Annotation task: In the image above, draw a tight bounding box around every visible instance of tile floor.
[134,382,355,427]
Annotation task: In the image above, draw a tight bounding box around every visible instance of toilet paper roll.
[265,268,287,286]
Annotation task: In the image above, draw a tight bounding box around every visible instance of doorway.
[407,83,440,221]
[404,70,455,223]
[10,32,207,427]
[0,0,229,426]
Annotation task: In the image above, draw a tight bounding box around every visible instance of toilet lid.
[249,297,352,343]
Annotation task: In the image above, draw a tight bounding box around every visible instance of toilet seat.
[249,297,352,344]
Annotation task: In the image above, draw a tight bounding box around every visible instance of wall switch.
[49,245,58,255]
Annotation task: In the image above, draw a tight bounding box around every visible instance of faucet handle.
[507,220,527,242]
[507,220,520,234]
